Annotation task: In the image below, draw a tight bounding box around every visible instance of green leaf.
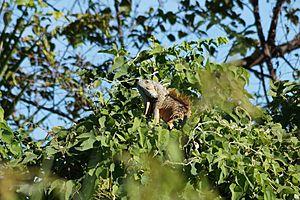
[230,183,244,200]
[22,152,38,164]
[157,127,169,151]
[175,63,186,71]
[149,44,163,55]
[98,116,106,128]
[15,0,35,6]
[190,163,197,175]
[116,133,126,142]
[98,49,118,55]
[45,146,58,156]
[52,126,64,134]
[49,179,64,194]
[268,90,277,97]
[216,37,229,45]
[166,11,177,24]
[3,10,12,25]
[10,142,22,156]
[1,128,13,144]
[65,180,74,200]
[77,132,94,139]
[110,163,115,172]
[93,80,101,88]
[0,108,3,121]
[132,117,141,132]
[50,11,64,20]
[110,56,125,72]
[114,67,128,79]
[264,186,276,200]
[77,137,96,151]
[96,134,109,147]
[120,0,132,15]
[0,146,7,158]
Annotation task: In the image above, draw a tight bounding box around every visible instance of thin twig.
[20,98,75,122]
[259,64,270,104]
[281,55,297,71]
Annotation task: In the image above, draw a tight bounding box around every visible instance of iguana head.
[136,79,169,116]
[136,79,159,99]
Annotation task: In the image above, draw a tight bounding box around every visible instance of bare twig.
[4,83,30,119]
[259,64,270,104]
[0,0,5,15]
[250,0,265,45]
[281,55,297,71]
[20,98,75,122]
[246,66,273,79]
[42,0,70,22]
[267,0,285,45]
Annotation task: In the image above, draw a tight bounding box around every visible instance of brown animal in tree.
[137,79,191,129]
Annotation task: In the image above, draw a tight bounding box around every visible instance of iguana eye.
[145,80,149,83]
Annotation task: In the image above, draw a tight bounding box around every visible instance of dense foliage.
[0,39,299,199]
[1,0,300,133]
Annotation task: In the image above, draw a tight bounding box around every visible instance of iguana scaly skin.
[137,79,191,129]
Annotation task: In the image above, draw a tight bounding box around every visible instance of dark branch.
[250,0,265,44]
[265,58,277,81]
[4,83,30,119]
[251,0,279,80]
[277,33,300,54]
[247,67,272,79]
[267,0,285,45]
[232,33,300,69]
[260,64,270,104]
[281,55,297,71]
[20,98,75,122]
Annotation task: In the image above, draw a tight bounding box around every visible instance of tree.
[0,38,299,200]
[0,0,299,199]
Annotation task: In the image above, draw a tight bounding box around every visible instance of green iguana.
[137,79,191,129]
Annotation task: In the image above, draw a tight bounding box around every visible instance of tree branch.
[267,0,285,45]
[250,0,265,44]
[265,58,277,81]
[20,98,75,122]
[250,0,280,81]
[281,55,297,71]
[259,64,270,104]
[4,83,30,119]
[247,67,272,79]
[232,33,300,69]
